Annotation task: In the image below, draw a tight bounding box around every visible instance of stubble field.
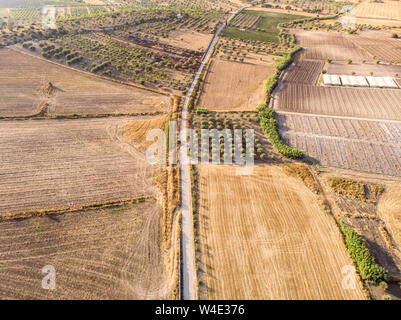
[198,57,275,111]
[0,116,165,216]
[0,199,170,299]
[355,0,401,21]
[197,164,365,300]
[0,48,170,117]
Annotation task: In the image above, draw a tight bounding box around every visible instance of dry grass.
[328,177,367,201]
[159,29,213,52]
[0,48,170,117]
[0,199,170,299]
[126,116,168,149]
[197,164,365,299]
[197,57,275,111]
[281,163,319,194]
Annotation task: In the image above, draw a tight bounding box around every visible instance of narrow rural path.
[180,7,247,300]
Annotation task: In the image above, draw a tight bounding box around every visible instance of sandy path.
[180,6,248,300]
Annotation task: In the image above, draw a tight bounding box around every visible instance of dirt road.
[180,7,247,300]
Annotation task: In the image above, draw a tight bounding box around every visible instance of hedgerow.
[341,222,388,283]
[257,104,304,159]
[256,26,305,159]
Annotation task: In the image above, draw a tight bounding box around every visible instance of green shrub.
[257,104,304,159]
[196,107,208,115]
[340,223,388,283]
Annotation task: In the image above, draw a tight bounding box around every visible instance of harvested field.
[277,113,401,176]
[283,58,325,84]
[276,83,401,121]
[197,164,365,300]
[197,58,275,111]
[0,117,165,216]
[291,29,371,61]
[355,0,401,21]
[0,48,170,117]
[348,32,401,64]
[326,62,401,78]
[0,199,170,299]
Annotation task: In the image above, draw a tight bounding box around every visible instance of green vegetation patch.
[258,103,304,159]
[223,11,306,43]
[340,222,388,283]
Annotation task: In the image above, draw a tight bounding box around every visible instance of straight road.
[180,7,247,300]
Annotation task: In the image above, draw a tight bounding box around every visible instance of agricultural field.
[277,113,401,176]
[223,10,307,43]
[25,7,227,93]
[0,199,171,299]
[197,34,287,111]
[188,111,284,162]
[283,58,324,84]
[317,174,401,299]
[354,0,401,22]
[291,30,371,61]
[276,83,401,121]
[157,29,213,52]
[326,61,401,77]
[257,0,350,15]
[197,56,275,111]
[196,164,365,300]
[0,48,170,117]
[378,185,401,261]
[347,31,401,64]
[0,116,166,216]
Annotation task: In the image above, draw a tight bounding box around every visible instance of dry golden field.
[0,199,171,299]
[0,117,165,217]
[159,29,214,52]
[354,0,401,21]
[197,57,275,111]
[197,164,365,300]
[0,48,170,117]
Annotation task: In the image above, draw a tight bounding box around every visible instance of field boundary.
[0,196,152,221]
[0,111,165,121]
